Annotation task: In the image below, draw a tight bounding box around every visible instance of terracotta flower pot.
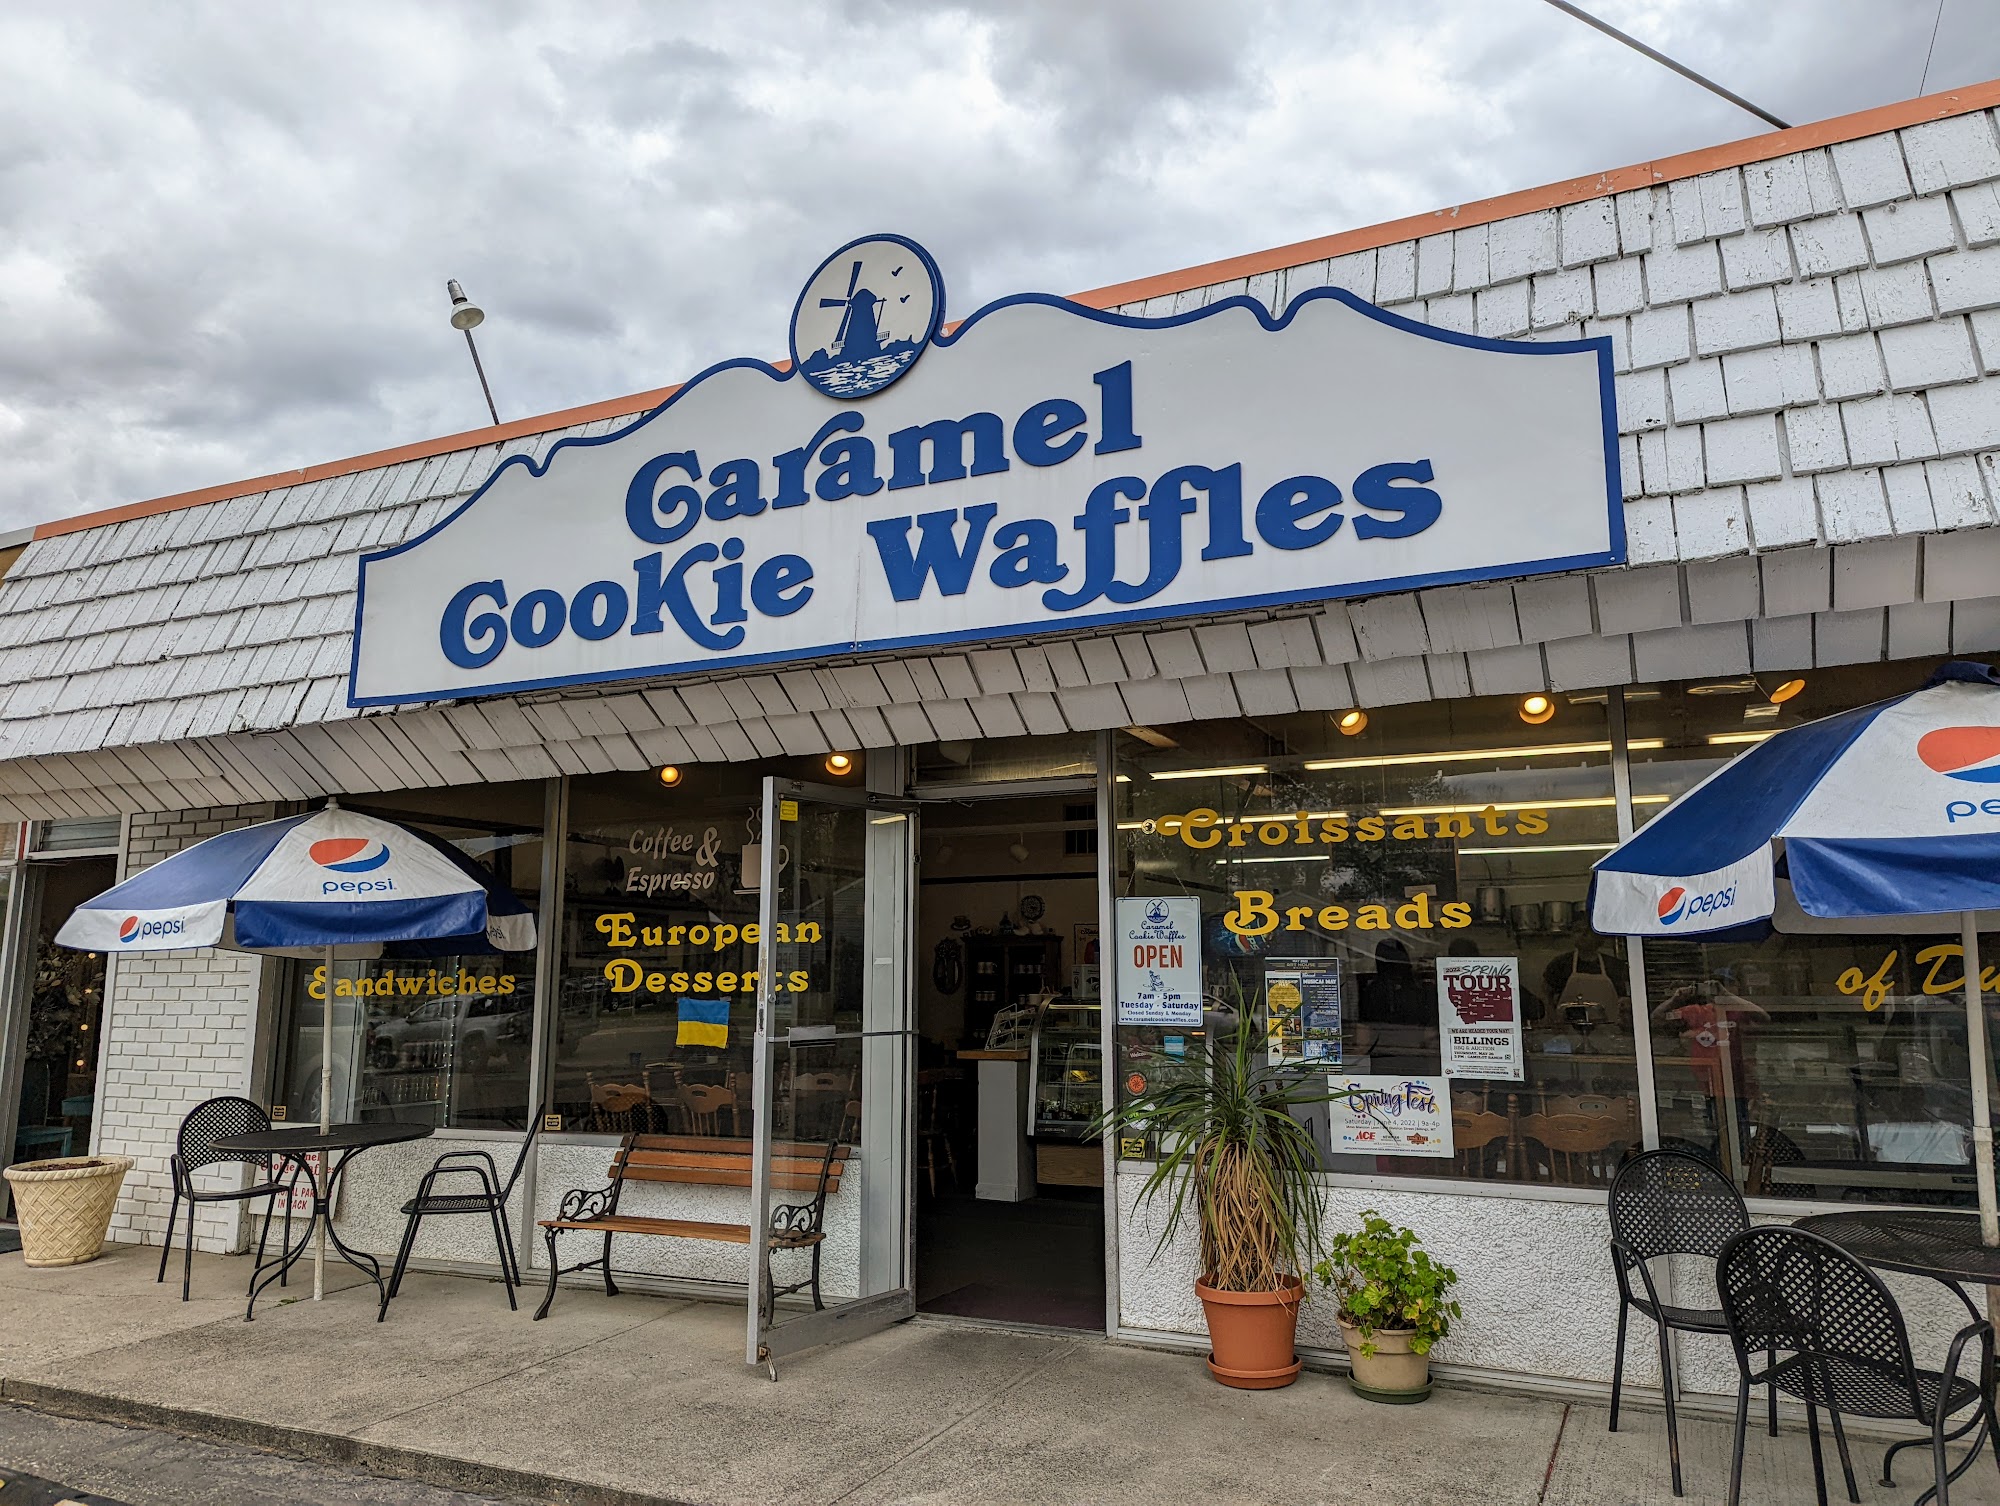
[1195,1277,1304,1389]
[1337,1318,1432,1402]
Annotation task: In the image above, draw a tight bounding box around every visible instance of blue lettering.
[711,538,748,626]
[1105,467,1202,605]
[1092,362,1142,455]
[625,451,704,545]
[1255,475,1345,551]
[1043,477,1142,612]
[868,505,998,601]
[657,543,745,651]
[988,519,1068,589]
[568,580,629,642]
[888,413,1010,490]
[441,580,508,669]
[1197,462,1251,562]
[751,555,814,617]
[704,459,766,520]
[816,433,882,501]
[773,413,863,509]
[1012,398,1088,468]
[1351,459,1442,540]
[510,589,566,649]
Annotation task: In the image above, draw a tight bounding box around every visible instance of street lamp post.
[445,279,500,427]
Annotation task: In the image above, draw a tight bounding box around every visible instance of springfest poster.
[1436,955,1524,1081]
[1331,1074,1454,1158]
[1263,958,1342,1065]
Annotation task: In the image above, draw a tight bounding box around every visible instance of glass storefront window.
[1115,695,1642,1186]
[556,757,866,1139]
[274,784,545,1130]
[1627,661,1995,1206]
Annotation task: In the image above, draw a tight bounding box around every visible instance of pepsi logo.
[118,915,140,943]
[309,837,391,873]
[1657,887,1687,925]
[1919,726,2000,784]
[118,914,186,943]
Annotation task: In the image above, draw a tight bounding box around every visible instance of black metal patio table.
[1795,1209,2000,1320]
[1795,1209,2000,1496]
[209,1121,433,1320]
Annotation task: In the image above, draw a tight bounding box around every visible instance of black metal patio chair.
[157,1096,299,1302]
[1718,1225,1998,1506]
[1607,1146,1759,1497]
[377,1107,542,1321]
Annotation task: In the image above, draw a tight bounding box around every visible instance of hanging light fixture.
[1519,694,1556,726]
[657,765,683,788]
[1337,710,1368,736]
[1768,677,1806,704]
[824,752,854,776]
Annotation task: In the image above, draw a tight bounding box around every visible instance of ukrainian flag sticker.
[677,997,730,1048]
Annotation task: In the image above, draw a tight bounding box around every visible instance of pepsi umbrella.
[1591,661,2000,1249]
[55,803,535,1297]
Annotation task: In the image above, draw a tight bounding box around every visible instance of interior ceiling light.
[1304,739,1661,772]
[1708,731,1777,745]
[1519,694,1556,726]
[824,752,854,776]
[1769,677,1806,704]
[1148,763,1268,781]
[1743,702,1782,721]
[1688,678,1760,696]
[1337,710,1368,735]
[656,765,683,788]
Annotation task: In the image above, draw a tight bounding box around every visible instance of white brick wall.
[98,804,275,1253]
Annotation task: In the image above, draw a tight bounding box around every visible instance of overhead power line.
[1539,0,1791,132]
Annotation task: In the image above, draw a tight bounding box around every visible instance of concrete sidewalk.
[0,1243,1994,1506]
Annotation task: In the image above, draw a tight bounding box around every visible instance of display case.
[1028,1000,1103,1141]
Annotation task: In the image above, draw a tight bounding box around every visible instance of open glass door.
[747,777,915,1377]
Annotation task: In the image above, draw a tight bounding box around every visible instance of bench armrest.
[557,1184,617,1222]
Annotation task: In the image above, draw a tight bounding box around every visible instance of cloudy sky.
[1,0,1996,533]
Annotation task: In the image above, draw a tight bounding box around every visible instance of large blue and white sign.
[349,235,1624,707]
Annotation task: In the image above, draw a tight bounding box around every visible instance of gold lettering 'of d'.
[1225,890,1278,937]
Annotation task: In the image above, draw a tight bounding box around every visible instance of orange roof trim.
[35,78,2000,543]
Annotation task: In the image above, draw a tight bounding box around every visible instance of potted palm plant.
[1314,1210,1460,1402]
[1099,1003,1350,1389]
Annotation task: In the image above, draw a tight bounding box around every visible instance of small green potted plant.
[1314,1210,1460,1403]
[1098,999,1354,1390]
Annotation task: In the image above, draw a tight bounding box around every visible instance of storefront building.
[1,83,1999,1395]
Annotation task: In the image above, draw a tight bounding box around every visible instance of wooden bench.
[533,1134,849,1320]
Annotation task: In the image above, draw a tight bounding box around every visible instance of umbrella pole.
[1964,914,1998,1319]
[316,942,332,1301]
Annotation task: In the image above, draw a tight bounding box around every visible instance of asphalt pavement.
[0,1404,528,1506]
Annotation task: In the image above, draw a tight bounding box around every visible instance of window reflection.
[1116,694,1642,1188]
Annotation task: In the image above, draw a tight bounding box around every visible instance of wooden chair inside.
[1451,1092,1519,1180]
[588,1076,651,1133]
[680,1082,736,1137]
[1519,1108,1630,1187]
[917,1078,959,1196]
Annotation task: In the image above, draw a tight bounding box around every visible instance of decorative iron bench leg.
[602,1232,619,1296]
[534,1228,562,1320]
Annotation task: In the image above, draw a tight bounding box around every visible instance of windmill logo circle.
[118,915,140,943]
[1144,899,1171,927]
[790,234,943,400]
[1918,727,2000,783]
[1657,887,1688,925]
[309,836,391,873]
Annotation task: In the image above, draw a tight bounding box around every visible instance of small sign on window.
[542,1113,564,1133]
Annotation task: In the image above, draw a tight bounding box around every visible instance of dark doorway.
[913,793,1105,1330]
[4,857,114,1203]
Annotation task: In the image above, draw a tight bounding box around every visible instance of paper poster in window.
[1331,1074,1454,1158]
[1115,896,1201,1026]
[1263,958,1342,1066]
[1437,955,1524,1081]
